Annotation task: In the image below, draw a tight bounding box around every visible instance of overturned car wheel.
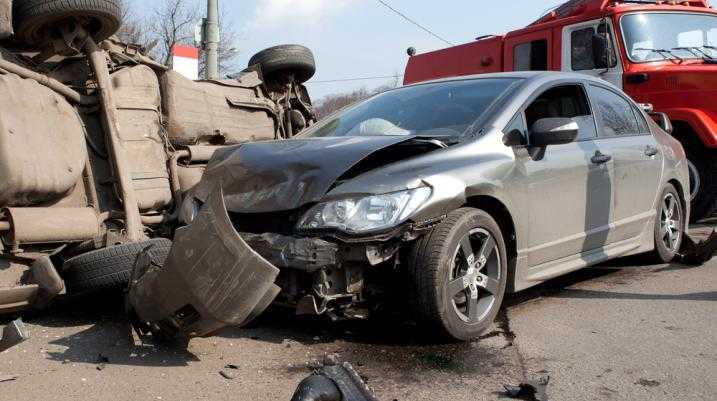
[408,208,508,341]
[249,44,316,84]
[62,239,172,295]
[13,0,122,45]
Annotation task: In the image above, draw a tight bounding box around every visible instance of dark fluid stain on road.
[231,310,514,383]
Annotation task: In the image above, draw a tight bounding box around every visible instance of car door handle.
[645,146,659,157]
[591,151,612,165]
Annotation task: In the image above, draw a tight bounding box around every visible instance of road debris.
[220,364,240,380]
[503,376,550,401]
[291,356,378,401]
[0,319,29,352]
[680,229,717,265]
[96,354,110,371]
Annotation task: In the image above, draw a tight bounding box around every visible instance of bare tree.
[151,0,198,67]
[314,80,402,119]
[117,0,240,77]
[116,0,157,53]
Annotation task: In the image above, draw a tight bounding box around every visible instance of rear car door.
[588,84,663,242]
[513,83,614,267]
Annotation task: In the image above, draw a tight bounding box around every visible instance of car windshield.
[300,78,520,138]
[621,12,717,62]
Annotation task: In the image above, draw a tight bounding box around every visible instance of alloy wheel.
[661,193,682,252]
[447,228,501,324]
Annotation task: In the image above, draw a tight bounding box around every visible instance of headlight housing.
[297,187,432,234]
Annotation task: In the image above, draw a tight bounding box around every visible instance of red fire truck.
[405,0,717,222]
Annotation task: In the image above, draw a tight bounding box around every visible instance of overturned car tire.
[62,239,172,295]
[249,44,316,84]
[13,0,122,45]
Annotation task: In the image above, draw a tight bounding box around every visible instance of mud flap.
[128,186,281,339]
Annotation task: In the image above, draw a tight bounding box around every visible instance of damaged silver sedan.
[148,72,689,341]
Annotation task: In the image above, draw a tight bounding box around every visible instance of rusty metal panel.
[161,70,278,146]
[0,0,10,40]
[3,207,99,244]
[177,165,205,193]
[0,73,87,208]
[112,65,172,212]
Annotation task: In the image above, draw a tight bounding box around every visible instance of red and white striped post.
[171,44,200,81]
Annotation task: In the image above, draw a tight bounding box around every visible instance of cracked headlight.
[297,187,432,234]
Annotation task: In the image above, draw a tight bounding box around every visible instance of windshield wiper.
[672,47,714,60]
[634,47,683,62]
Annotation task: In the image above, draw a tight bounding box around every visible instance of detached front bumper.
[128,187,281,339]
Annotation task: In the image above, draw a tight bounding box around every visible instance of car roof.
[405,71,611,89]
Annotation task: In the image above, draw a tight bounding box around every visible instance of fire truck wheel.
[62,238,172,296]
[683,139,717,223]
[249,44,316,84]
[13,0,122,46]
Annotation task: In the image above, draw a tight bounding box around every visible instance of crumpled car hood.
[191,136,415,213]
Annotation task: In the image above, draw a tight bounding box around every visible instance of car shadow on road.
[21,293,201,368]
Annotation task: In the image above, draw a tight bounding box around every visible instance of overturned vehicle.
[0,0,316,323]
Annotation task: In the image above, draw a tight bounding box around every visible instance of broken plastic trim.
[680,229,717,266]
[128,186,281,339]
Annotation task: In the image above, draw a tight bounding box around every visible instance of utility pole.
[205,0,220,80]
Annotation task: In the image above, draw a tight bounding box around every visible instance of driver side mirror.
[592,33,609,69]
[530,118,579,147]
[649,112,673,134]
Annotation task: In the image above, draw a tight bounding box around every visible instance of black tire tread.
[14,0,121,44]
[407,209,465,334]
[63,238,171,295]
[249,44,316,84]
[407,207,506,340]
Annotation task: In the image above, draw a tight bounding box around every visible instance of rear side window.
[590,85,641,137]
[514,40,548,71]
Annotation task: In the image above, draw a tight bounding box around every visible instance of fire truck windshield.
[621,12,717,62]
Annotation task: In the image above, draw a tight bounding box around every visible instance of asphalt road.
[1,227,715,401]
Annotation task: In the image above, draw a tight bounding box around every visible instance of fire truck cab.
[405,0,717,222]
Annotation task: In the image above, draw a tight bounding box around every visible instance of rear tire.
[13,0,122,45]
[62,239,172,295]
[682,139,717,222]
[407,208,508,341]
[249,44,316,84]
[649,184,684,263]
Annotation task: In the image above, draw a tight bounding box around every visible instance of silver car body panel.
[325,72,689,292]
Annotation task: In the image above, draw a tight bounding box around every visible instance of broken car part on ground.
[0,0,315,336]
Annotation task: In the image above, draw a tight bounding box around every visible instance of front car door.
[562,19,624,89]
[588,84,664,242]
[512,83,614,268]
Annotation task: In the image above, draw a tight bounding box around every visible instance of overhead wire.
[375,0,455,46]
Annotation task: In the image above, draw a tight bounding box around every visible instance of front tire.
[407,208,508,341]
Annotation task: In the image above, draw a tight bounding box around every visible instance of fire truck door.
[562,19,623,89]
